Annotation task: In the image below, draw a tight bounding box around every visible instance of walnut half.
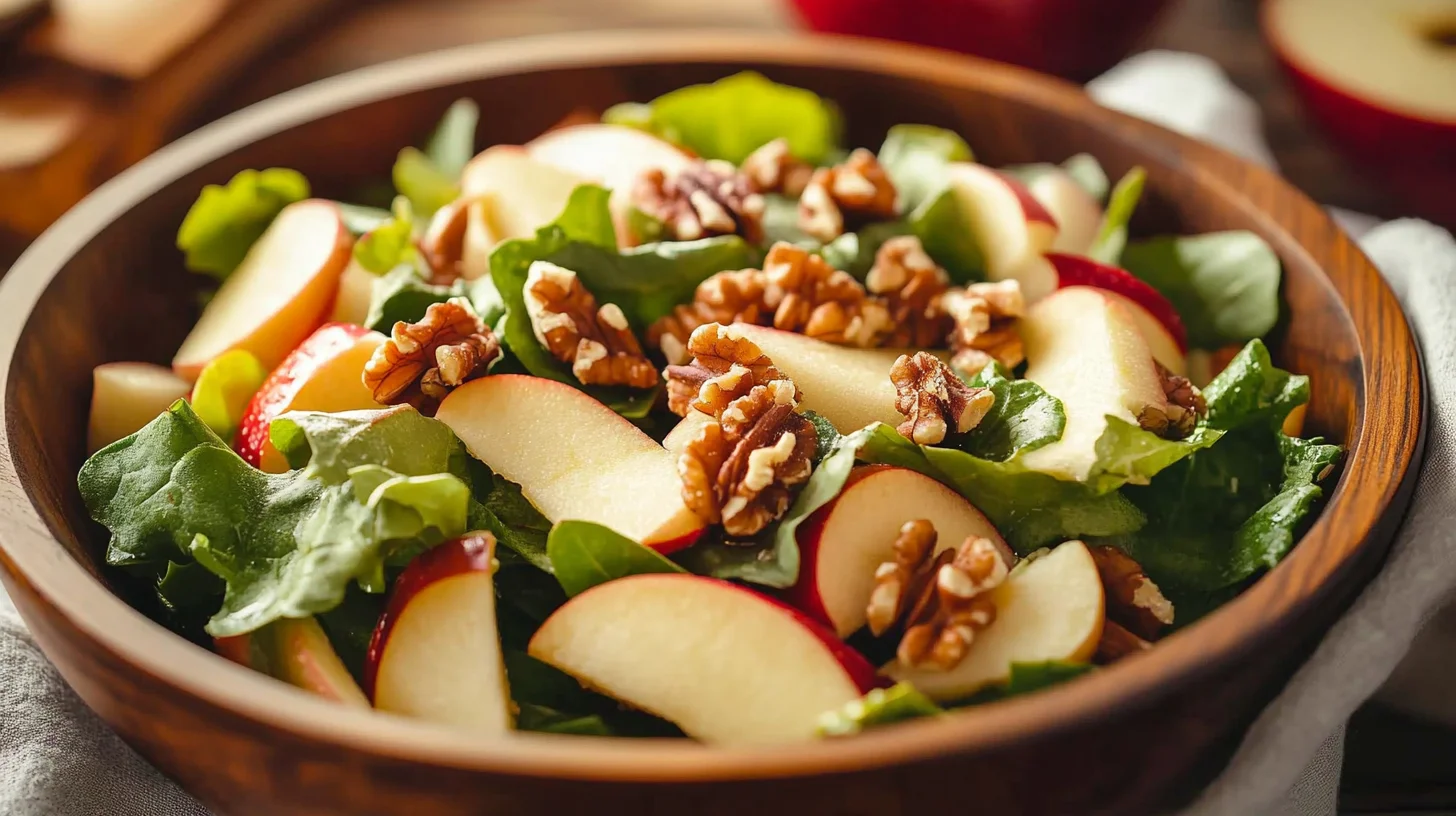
[943,280,1026,378]
[363,297,501,413]
[890,352,995,446]
[523,261,658,389]
[663,323,787,418]
[1089,545,1174,639]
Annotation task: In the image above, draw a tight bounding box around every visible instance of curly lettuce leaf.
[1087,166,1145,264]
[817,683,943,737]
[546,520,685,597]
[604,72,841,164]
[1121,231,1281,349]
[176,168,310,280]
[953,362,1064,461]
[1201,339,1309,430]
[877,124,973,215]
[352,196,416,275]
[270,407,466,481]
[190,350,267,442]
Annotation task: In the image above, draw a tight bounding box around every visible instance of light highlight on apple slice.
[944,162,1061,302]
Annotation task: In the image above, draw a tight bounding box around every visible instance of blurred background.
[0,0,1452,810]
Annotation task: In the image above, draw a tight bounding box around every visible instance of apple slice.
[944,162,1061,302]
[528,573,877,744]
[731,324,946,434]
[1026,168,1103,256]
[1046,253,1187,373]
[786,465,1008,637]
[460,146,590,253]
[173,199,353,380]
[435,375,705,553]
[235,323,386,473]
[367,534,511,732]
[1017,287,1169,482]
[887,540,1104,700]
[663,409,714,458]
[87,362,192,453]
[525,123,694,193]
[329,259,377,327]
[215,617,369,707]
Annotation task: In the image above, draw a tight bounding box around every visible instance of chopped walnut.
[363,297,501,411]
[1095,620,1153,663]
[866,236,952,348]
[631,160,766,244]
[663,323,787,417]
[678,379,815,536]
[762,242,893,347]
[418,197,473,284]
[866,526,1012,671]
[740,138,814,197]
[798,148,899,242]
[1137,361,1208,440]
[648,269,769,365]
[523,261,658,389]
[943,280,1026,378]
[890,352,995,446]
[1089,545,1174,640]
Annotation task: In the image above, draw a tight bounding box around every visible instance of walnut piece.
[648,269,769,365]
[631,160,766,244]
[1138,361,1208,440]
[363,297,501,411]
[663,323,787,417]
[762,242,892,347]
[522,261,658,389]
[740,138,813,197]
[890,352,995,446]
[418,197,472,284]
[678,379,815,536]
[865,235,952,348]
[1089,545,1174,640]
[864,525,1012,672]
[798,148,899,242]
[943,280,1026,377]
[1095,620,1154,663]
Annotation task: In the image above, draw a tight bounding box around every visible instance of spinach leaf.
[953,362,1064,461]
[877,124,973,214]
[546,520,686,597]
[604,71,841,164]
[1201,339,1309,430]
[469,468,553,573]
[817,220,913,279]
[546,235,758,327]
[1121,231,1281,349]
[1087,167,1145,264]
[364,265,505,332]
[423,98,480,179]
[190,350,267,442]
[353,197,416,275]
[317,585,387,686]
[817,683,943,737]
[176,168,309,280]
[908,187,985,283]
[270,407,463,481]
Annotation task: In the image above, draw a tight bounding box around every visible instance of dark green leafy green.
[547,235,758,327]
[546,520,686,597]
[1087,167,1145,264]
[363,266,505,334]
[1200,339,1310,430]
[908,187,985,283]
[604,71,841,164]
[469,467,553,573]
[423,98,480,179]
[516,705,613,735]
[353,197,416,275]
[817,220,913,279]
[176,168,309,280]
[877,124,973,214]
[317,585,386,686]
[953,362,1064,461]
[504,651,680,737]
[816,683,943,737]
[1121,231,1281,349]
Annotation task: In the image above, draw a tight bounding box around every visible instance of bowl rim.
[0,30,1424,782]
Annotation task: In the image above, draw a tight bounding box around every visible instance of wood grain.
[0,32,1425,816]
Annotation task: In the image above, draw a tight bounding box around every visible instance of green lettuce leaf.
[908,187,985,283]
[316,585,386,686]
[546,520,686,597]
[816,683,943,737]
[176,168,310,280]
[817,221,913,279]
[1121,231,1281,349]
[352,196,416,275]
[546,235,758,327]
[604,71,841,164]
[1201,339,1309,430]
[364,265,505,333]
[953,362,1064,461]
[759,194,808,246]
[190,349,267,442]
[270,407,465,481]
[877,124,973,214]
[423,98,480,179]
[393,148,459,220]
[957,661,1095,705]
[1087,167,1145,264]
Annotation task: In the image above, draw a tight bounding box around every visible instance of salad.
[78,73,1341,744]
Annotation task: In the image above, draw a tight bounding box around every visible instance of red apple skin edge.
[782,464,896,629]
[648,528,704,557]
[1047,253,1188,351]
[363,532,497,699]
[234,322,374,468]
[747,584,883,693]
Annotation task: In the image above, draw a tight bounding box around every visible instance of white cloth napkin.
[1,48,1453,816]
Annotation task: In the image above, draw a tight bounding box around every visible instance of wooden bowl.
[0,31,1424,816]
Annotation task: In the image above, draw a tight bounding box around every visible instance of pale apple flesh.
[528,573,877,744]
[367,533,512,733]
[944,162,1061,302]
[787,465,1009,637]
[887,540,1105,700]
[460,146,590,253]
[435,375,705,553]
[173,199,353,380]
[1018,287,1169,482]
[1027,168,1103,256]
[525,123,694,193]
[234,322,386,473]
[87,362,192,453]
[215,616,369,707]
[1046,252,1188,374]
[329,259,377,327]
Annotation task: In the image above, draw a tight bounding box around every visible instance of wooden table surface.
[7,0,1452,811]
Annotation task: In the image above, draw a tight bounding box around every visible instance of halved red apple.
[528,573,877,744]
[234,323,386,472]
[887,540,1104,700]
[173,199,353,380]
[786,465,1008,637]
[1046,253,1187,373]
[87,362,192,453]
[366,533,511,732]
[435,374,705,553]
[215,617,369,707]
[944,162,1061,302]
